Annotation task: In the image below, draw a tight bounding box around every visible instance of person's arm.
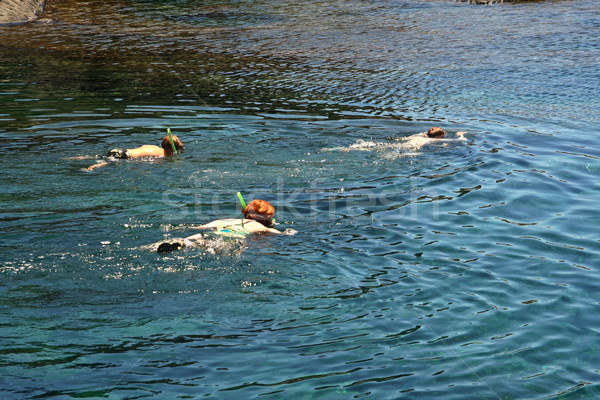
[84,161,109,171]
[242,221,297,235]
[263,226,285,234]
[235,220,273,234]
[438,132,467,142]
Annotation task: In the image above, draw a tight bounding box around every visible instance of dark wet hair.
[243,199,275,227]
[157,241,183,254]
[427,127,447,138]
[161,134,184,155]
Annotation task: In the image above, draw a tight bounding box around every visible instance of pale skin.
[399,131,467,151]
[189,218,284,236]
[337,131,467,153]
[72,145,170,171]
[146,216,296,253]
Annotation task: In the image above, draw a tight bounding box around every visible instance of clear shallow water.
[1,0,600,399]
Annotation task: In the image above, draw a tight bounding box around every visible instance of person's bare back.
[399,128,466,151]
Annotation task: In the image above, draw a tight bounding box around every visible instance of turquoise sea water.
[1,0,600,398]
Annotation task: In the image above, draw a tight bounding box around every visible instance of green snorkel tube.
[167,128,177,155]
[237,192,247,210]
[237,192,247,230]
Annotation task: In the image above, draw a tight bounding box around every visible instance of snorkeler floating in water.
[76,131,184,171]
[191,199,289,237]
[389,127,467,152]
[328,127,466,154]
[148,199,297,254]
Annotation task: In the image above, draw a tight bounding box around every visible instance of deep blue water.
[1,0,600,399]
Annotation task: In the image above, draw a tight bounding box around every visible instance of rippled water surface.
[1,0,600,399]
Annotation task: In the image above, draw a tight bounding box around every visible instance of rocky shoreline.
[456,0,547,3]
[0,0,45,25]
[0,0,550,26]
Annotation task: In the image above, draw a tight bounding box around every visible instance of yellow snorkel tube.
[167,128,177,154]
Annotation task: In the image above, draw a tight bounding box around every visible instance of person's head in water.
[243,199,275,227]
[427,127,447,138]
[161,134,184,156]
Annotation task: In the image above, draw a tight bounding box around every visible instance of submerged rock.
[0,0,46,25]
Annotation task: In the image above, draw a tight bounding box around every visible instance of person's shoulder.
[201,218,241,228]
[221,218,244,224]
[238,219,283,234]
[240,219,267,229]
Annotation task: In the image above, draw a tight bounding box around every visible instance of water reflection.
[3,0,597,128]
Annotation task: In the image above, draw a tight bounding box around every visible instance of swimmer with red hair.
[426,127,448,138]
[151,199,296,253]
[193,199,284,236]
